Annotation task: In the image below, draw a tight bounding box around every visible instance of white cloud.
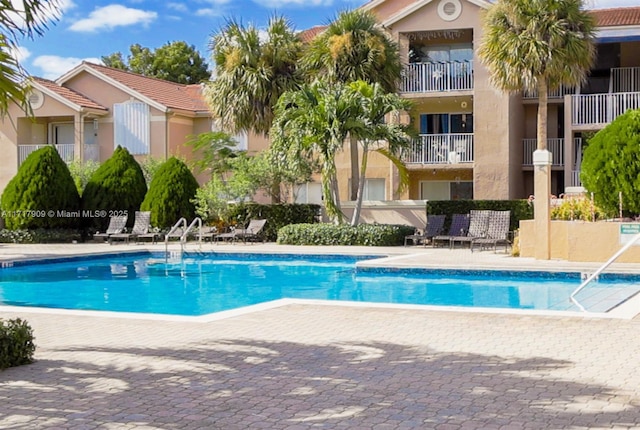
[251,0,334,7]
[68,4,157,32]
[167,2,188,12]
[31,55,102,80]
[586,0,639,8]
[7,0,76,31]
[11,46,31,63]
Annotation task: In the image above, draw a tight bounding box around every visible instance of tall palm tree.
[301,9,402,201]
[206,15,303,136]
[348,81,412,226]
[0,0,61,116]
[270,80,363,223]
[478,0,595,259]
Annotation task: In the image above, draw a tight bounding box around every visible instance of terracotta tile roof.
[83,62,210,112]
[298,25,327,43]
[32,76,107,111]
[590,7,640,27]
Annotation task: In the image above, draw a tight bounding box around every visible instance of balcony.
[405,133,473,165]
[571,92,640,126]
[522,85,576,100]
[401,61,473,94]
[17,144,99,166]
[522,138,567,166]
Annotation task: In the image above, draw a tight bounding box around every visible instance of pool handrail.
[570,232,640,312]
[165,217,187,261]
[182,217,203,250]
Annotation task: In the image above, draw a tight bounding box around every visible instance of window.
[113,102,150,154]
[233,131,248,151]
[420,181,473,200]
[363,178,385,201]
[294,182,322,204]
[419,113,473,135]
[419,43,473,63]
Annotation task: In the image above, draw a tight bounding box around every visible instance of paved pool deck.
[1,242,640,429]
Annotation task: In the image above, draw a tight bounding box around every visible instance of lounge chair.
[470,210,511,253]
[108,211,153,244]
[234,219,267,243]
[450,209,491,248]
[404,214,446,246]
[200,226,219,242]
[431,213,470,248]
[93,214,128,242]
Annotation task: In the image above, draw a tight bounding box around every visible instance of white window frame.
[420,180,473,200]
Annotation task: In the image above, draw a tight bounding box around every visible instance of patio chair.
[431,213,470,248]
[404,214,446,246]
[234,219,267,243]
[470,210,511,253]
[200,226,219,242]
[450,210,491,249]
[108,211,153,244]
[93,214,128,242]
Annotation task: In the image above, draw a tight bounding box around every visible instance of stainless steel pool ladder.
[164,217,204,261]
[165,217,186,262]
[182,217,203,253]
[570,232,640,312]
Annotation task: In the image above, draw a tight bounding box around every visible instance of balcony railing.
[610,67,640,93]
[18,144,75,166]
[522,138,565,166]
[405,133,473,165]
[401,60,473,93]
[570,170,582,187]
[571,92,640,126]
[522,85,576,99]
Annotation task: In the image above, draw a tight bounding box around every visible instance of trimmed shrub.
[81,146,147,230]
[0,229,83,243]
[1,146,80,230]
[0,318,36,369]
[141,157,199,228]
[427,200,533,232]
[227,203,321,242]
[551,197,612,221]
[277,223,414,246]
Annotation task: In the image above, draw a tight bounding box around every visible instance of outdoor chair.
[404,214,446,246]
[450,210,491,249]
[93,214,128,242]
[200,226,219,242]
[470,210,511,253]
[108,211,151,244]
[431,214,470,248]
[234,219,267,243]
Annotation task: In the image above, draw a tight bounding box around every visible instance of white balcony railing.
[405,133,473,165]
[522,85,576,99]
[610,67,640,93]
[18,144,75,166]
[522,138,564,166]
[570,170,582,187]
[401,60,473,93]
[571,92,640,126]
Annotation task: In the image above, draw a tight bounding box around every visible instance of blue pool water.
[0,252,639,315]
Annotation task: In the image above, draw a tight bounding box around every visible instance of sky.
[15,0,640,81]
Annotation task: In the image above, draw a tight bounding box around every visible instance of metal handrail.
[570,232,640,311]
[182,217,202,250]
[165,217,187,262]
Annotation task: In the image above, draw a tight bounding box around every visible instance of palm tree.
[478,0,595,259]
[348,81,413,226]
[206,15,303,136]
[0,0,62,116]
[270,80,363,223]
[301,9,402,201]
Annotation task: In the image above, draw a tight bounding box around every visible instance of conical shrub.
[141,157,199,228]
[1,146,80,229]
[81,146,147,230]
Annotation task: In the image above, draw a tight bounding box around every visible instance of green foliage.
[227,203,320,242]
[68,159,100,194]
[139,156,165,186]
[141,157,199,228]
[81,146,147,230]
[1,146,80,229]
[277,223,415,246]
[186,131,238,175]
[427,200,533,232]
[0,229,83,243]
[102,41,210,84]
[581,109,640,214]
[550,197,612,221]
[193,176,234,224]
[0,318,36,370]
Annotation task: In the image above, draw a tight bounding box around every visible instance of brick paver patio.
[1,244,640,429]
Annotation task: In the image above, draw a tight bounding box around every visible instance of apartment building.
[324,0,640,203]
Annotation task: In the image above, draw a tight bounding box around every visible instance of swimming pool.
[0,252,638,316]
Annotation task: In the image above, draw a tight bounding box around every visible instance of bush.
[0,229,83,243]
[551,197,612,221]
[82,146,147,230]
[227,203,321,242]
[141,157,199,228]
[427,200,533,232]
[0,318,36,370]
[277,223,414,246]
[1,146,81,230]
[68,159,100,194]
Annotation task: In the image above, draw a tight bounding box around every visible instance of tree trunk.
[351,145,369,226]
[349,135,359,200]
[537,81,548,151]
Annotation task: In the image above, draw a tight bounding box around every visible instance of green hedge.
[427,200,533,232]
[0,229,83,243]
[277,223,415,246]
[0,318,36,370]
[227,203,321,242]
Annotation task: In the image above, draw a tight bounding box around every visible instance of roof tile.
[33,77,107,111]
[590,7,640,27]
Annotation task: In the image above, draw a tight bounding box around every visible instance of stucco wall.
[519,220,640,262]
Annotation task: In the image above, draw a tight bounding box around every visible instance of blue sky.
[16,0,637,80]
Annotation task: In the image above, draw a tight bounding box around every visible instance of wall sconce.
[93,119,99,131]
[432,169,436,175]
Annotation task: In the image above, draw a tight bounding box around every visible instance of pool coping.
[1,246,639,320]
